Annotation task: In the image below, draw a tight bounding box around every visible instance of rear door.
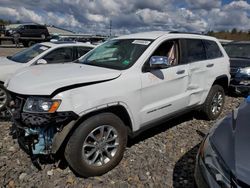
[140,39,190,126]
[181,39,209,106]
[203,40,225,88]
[27,25,35,37]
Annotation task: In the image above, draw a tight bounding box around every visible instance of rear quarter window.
[204,40,223,59]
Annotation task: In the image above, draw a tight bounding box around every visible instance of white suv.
[0,41,95,110]
[6,31,230,177]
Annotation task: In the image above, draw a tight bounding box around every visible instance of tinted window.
[24,25,30,29]
[186,39,206,63]
[37,25,43,29]
[29,25,37,29]
[204,40,223,59]
[43,47,73,63]
[8,44,50,63]
[77,47,92,58]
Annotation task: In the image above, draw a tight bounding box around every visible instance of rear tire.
[0,85,10,111]
[201,85,225,120]
[65,113,127,177]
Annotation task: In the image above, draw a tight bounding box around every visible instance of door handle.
[176,70,185,75]
[206,64,214,68]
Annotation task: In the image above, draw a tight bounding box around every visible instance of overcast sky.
[0,0,250,35]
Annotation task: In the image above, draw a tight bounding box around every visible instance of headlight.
[200,137,231,187]
[239,67,250,75]
[23,97,61,113]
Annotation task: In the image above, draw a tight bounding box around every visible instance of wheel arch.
[212,75,229,92]
[76,104,134,134]
[53,103,134,154]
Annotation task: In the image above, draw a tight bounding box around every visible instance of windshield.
[8,44,50,63]
[78,39,152,70]
[224,43,250,59]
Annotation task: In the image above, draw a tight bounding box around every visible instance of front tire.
[65,113,127,177]
[201,85,225,120]
[0,85,10,111]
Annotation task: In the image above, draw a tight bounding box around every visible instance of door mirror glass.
[149,56,170,69]
[37,59,47,65]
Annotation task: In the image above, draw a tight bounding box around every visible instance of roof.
[117,31,168,40]
[40,41,96,48]
[116,31,217,41]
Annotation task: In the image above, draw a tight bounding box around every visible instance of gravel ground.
[0,97,243,188]
[0,47,244,187]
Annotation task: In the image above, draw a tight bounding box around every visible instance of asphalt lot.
[0,45,25,56]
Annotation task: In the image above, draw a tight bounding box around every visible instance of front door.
[140,39,190,126]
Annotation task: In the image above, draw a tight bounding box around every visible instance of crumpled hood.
[210,99,250,185]
[0,57,24,82]
[7,63,121,96]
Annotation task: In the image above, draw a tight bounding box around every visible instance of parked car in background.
[0,25,5,35]
[195,96,250,187]
[11,24,50,39]
[0,41,95,110]
[6,31,230,177]
[224,41,250,95]
[218,39,232,47]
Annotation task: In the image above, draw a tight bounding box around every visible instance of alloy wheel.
[82,125,119,166]
[211,91,223,116]
[0,87,7,109]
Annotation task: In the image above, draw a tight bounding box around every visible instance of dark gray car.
[224,41,250,95]
[195,96,250,187]
[12,24,50,39]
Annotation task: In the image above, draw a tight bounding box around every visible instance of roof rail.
[169,31,206,36]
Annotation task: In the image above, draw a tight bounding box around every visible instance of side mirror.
[37,59,48,65]
[149,56,170,69]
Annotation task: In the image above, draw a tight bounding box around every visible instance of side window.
[186,39,206,63]
[30,25,37,29]
[204,40,223,59]
[151,40,179,66]
[43,47,73,64]
[77,47,92,58]
[37,25,45,29]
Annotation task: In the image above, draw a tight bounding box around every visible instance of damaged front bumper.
[9,94,78,156]
[230,77,250,95]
